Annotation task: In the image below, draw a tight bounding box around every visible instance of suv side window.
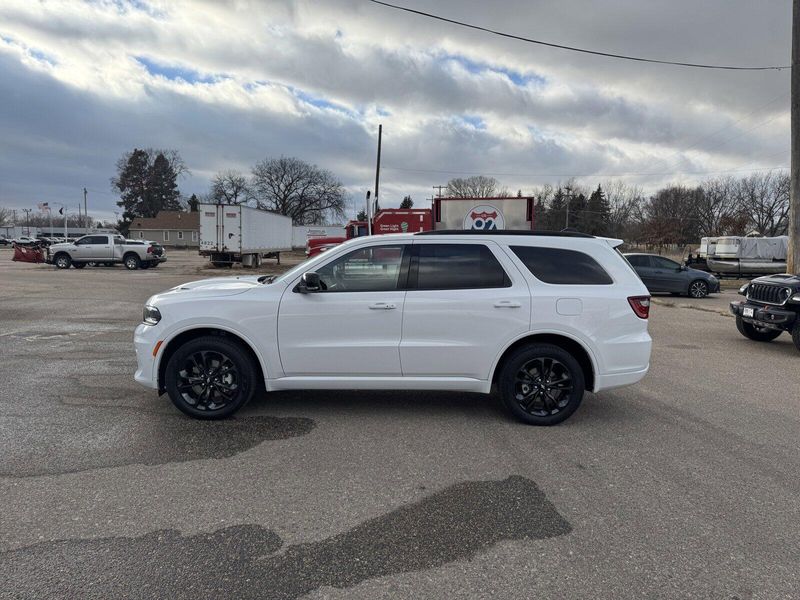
[412,243,510,290]
[314,245,407,292]
[510,245,613,285]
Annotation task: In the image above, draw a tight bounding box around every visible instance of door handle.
[369,302,397,310]
[494,300,521,308]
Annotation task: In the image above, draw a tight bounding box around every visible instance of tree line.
[441,172,790,243]
[112,149,348,234]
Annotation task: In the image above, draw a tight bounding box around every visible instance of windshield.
[269,250,332,285]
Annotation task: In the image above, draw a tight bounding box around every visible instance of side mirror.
[680,265,688,271]
[297,272,321,293]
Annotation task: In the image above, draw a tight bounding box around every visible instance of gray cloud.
[0,0,791,218]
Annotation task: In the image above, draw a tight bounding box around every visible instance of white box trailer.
[199,204,293,268]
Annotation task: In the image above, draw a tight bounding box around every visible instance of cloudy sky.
[0,0,792,221]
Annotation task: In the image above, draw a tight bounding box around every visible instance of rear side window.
[510,246,613,285]
[414,244,510,290]
[626,255,650,268]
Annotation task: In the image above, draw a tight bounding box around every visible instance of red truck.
[306,208,433,257]
[306,197,535,257]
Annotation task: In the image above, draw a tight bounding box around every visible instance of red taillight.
[628,296,650,319]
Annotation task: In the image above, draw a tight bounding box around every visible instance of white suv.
[134,231,652,425]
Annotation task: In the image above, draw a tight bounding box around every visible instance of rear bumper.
[729,301,796,329]
[596,365,650,392]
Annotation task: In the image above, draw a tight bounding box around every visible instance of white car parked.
[134,231,652,425]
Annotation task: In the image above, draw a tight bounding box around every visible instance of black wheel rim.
[176,350,240,411]
[514,357,573,417]
[690,282,706,297]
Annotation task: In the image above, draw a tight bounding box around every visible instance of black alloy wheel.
[165,336,257,419]
[500,343,585,426]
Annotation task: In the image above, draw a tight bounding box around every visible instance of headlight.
[143,305,161,325]
[738,284,749,296]
[791,293,800,303]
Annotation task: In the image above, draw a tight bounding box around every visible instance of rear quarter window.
[510,245,613,285]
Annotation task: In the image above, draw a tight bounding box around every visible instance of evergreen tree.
[585,184,611,235]
[569,193,587,231]
[400,195,414,209]
[112,148,185,227]
[356,209,368,221]
[148,153,182,214]
[187,194,199,211]
[547,188,566,231]
[532,197,548,230]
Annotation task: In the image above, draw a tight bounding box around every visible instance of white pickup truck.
[46,234,166,270]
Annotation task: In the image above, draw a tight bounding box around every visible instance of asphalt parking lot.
[2,248,799,599]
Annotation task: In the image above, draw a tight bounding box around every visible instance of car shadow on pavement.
[247,389,510,421]
[2,415,316,478]
[1,475,571,599]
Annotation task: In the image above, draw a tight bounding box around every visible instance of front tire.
[124,253,140,270]
[54,253,71,269]
[499,344,585,426]
[164,336,258,419]
[689,280,709,298]
[736,316,782,342]
[791,322,800,352]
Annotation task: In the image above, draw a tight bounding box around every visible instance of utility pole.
[433,185,446,198]
[22,208,32,236]
[83,187,88,231]
[564,185,573,230]
[366,190,372,236]
[790,0,800,273]
[373,124,382,215]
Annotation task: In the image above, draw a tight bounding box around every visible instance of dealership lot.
[2,249,799,599]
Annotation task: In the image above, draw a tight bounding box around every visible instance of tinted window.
[414,244,510,290]
[85,236,107,245]
[511,246,613,285]
[315,245,405,292]
[651,256,680,269]
[626,255,650,268]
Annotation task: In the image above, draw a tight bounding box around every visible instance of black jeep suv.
[730,274,800,351]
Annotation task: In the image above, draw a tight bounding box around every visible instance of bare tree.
[446,175,506,197]
[250,156,346,225]
[603,180,644,240]
[735,171,790,236]
[0,206,10,227]
[210,169,252,205]
[641,185,701,247]
[696,176,749,237]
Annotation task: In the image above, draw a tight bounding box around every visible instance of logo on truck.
[464,205,504,230]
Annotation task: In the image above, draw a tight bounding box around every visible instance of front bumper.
[729,301,796,330]
[709,278,721,293]
[133,323,161,389]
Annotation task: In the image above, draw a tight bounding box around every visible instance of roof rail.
[414,229,595,238]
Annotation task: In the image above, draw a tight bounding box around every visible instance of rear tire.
[499,344,585,426]
[164,336,258,419]
[689,280,709,298]
[124,253,140,270]
[736,316,782,342]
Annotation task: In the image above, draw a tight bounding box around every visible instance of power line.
[368,0,790,71]
[382,163,788,179]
